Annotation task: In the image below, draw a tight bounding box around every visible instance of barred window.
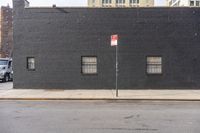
[82,57,97,74]
[147,57,162,74]
[27,57,35,70]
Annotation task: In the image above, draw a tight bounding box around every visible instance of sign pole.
[116,43,118,97]
[111,34,119,97]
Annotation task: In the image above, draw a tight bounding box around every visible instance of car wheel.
[3,74,9,82]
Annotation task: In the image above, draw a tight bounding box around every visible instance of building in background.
[88,0,154,7]
[0,6,13,58]
[166,0,200,7]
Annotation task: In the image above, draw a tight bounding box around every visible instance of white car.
[0,58,13,82]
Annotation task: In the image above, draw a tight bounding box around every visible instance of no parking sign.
[111,35,118,46]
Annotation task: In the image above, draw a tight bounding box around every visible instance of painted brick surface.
[13,0,200,89]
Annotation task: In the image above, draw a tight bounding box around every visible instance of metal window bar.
[82,57,97,74]
[27,58,35,70]
[147,57,162,74]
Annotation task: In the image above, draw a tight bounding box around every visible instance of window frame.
[146,56,163,75]
[130,0,139,4]
[129,0,139,7]
[27,57,36,71]
[190,0,194,6]
[102,0,112,4]
[81,56,98,75]
[102,0,112,7]
[116,0,126,7]
[196,0,200,6]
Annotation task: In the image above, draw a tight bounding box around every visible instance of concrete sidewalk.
[1,88,200,100]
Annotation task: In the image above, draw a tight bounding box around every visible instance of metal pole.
[116,44,118,97]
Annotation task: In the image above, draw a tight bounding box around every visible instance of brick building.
[13,0,200,89]
[0,6,13,58]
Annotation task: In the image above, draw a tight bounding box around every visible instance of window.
[116,0,125,7]
[102,0,112,7]
[0,60,8,65]
[103,0,112,4]
[130,0,139,6]
[81,56,97,74]
[27,57,35,70]
[130,0,137,3]
[146,56,162,74]
[116,0,125,3]
[92,0,96,6]
[190,0,194,6]
[196,0,200,6]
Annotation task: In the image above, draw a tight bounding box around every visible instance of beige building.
[88,0,154,7]
[166,0,200,6]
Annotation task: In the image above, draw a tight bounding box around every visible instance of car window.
[8,61,12,68]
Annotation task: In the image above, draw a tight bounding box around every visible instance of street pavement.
[0,100,200,133]
[1,82,200,100]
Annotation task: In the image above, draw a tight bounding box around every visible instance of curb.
[1,98,200,101]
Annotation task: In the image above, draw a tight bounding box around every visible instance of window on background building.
[130,0,139,4]
[81,56,97,74]
[102,0,112,7]
[190,0,194,6]
[146,56,162,74]
[92,0,96,6]
[116,0,125,7]
[130,0,139,6]
[196,0,200,6]
[27,57,35,70]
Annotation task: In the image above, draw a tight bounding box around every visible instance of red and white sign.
[111,34,118,46]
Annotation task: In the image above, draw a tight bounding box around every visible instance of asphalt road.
[0,100,200,133]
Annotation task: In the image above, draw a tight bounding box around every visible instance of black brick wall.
[13,0,200,89]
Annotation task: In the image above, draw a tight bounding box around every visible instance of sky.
[0,0,165,7]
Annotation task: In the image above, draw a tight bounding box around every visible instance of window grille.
[82,56,97,74]
[27,57,35,70]
[147,57,162,74]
